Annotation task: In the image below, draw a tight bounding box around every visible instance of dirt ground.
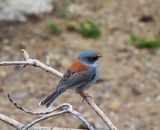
[0,0,160,130]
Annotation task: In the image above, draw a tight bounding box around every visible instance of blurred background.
[0,0,160,130]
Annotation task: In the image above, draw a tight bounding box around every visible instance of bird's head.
[78,51,101,66]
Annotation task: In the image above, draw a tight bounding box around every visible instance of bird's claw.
[82,93,92,102]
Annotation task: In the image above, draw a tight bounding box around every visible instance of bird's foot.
[81,91,92,102]
[83,92,92,98]
[76,90,92,102]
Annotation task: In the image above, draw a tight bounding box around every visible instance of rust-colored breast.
[69,60,89,72]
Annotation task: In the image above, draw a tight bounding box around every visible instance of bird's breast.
[69,60,89,72]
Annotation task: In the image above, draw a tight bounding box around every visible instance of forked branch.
[8,94,94,130]
[0,49,118,130]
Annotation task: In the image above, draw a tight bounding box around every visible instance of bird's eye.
[87,56,98,62]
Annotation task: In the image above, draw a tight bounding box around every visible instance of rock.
[68,3,82,16]
[139,15,154,23]
[0,0,54,22]
[0,70,7,78]
[131,87,142,96]
[149,108,158,115]
[110,100,121,112]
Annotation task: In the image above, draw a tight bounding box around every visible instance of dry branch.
[79,91,117,130]
[8,94,94,130]
[0,96,92,130]
[0,49,118,130]
[0,113,84,130]
[0,113,23,129]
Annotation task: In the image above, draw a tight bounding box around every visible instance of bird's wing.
[56,67,96,92]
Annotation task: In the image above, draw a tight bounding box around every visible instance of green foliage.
[128,33,160,49]
[47,20,101,38]
[48,22,61,34]
[79,21,101,38]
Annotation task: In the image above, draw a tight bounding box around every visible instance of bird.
[39,51,101,108]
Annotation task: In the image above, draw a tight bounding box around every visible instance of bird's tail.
[39,90,63,108]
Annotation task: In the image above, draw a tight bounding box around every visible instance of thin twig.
[69,109,94,130]
[0,113,23,129]
[0,50,63,78]
[45,54,50,66]
[79,91,117,130]
[21,49,30,60]
[0,113,85,130]
[22,109,95,130]
[0,113,84,130]
[0,49,118,130]
[21,110,68,130]
[8,94,70,115]
[8,95,95,130]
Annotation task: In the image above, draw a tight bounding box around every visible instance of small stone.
[149,108,158,115]
[139,15,154,23]
[145,97,151,103]
[131,87,142,96]
[0,70,7,77]
[110,100,121,111]
[0,0,54,22]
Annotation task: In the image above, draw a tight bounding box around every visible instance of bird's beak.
[97,55,102,58]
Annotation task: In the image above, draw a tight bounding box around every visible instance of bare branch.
[8,94,70,115]
[8,94,95,130]
[79,91,118,130]
[0,50,63,78]
[45,54,50,66]
[22,110,68,130]
[33,128,85,130]
[0,113,86,130]
[0,109,86,130]
[22,109,95,130]
[34,128,85,130]
[0,113,23,129]
[69,109,94,130]
[0,49,118,130]
[21,49,30,60]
